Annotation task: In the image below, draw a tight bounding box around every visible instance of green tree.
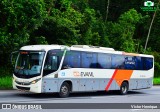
[0,0,46,67]
[108,9,142,52]
[32,0,84,45]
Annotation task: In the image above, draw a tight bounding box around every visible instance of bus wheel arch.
[59,80,72,98]
[120,80,129,95]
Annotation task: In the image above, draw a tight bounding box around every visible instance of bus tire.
[120,82,128,95]
[59,82,70,98]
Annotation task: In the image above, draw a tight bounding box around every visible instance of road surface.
[0,86,160,112]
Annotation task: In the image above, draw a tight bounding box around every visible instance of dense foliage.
[0,0,160,77]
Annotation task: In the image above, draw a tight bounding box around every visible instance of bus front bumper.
[13,78,42,93]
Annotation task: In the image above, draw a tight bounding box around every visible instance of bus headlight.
[31,80,36,84]
[31,78,41,84]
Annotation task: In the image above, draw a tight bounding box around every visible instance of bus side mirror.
[11,51,18,67]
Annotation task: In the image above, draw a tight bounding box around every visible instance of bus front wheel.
[120,82,128,95]
[59,82,70,98]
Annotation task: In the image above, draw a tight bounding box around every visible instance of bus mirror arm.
[11,51,19,67]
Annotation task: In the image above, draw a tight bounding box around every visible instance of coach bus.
[12,45,154,97]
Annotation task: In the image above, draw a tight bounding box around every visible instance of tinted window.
[98,53,111,69]
[142,57,153,70]
[112,55,125,69]
[124,56,136,70]
[62,51,81,69]
[135,57,143,70]
[90,53,97,68]
[62,50,153,70]
[43,49,63,76]
[81,52,97,68]
[124,56,153,70]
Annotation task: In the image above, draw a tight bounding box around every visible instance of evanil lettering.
[81,72,94,77]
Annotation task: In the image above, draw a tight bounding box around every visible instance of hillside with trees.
[0,0,160,77]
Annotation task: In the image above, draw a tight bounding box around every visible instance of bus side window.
[62,51,81,69]
[143,57,153,70]
[62,52,71,69]
[112,55,125,69]
[81,52,97,68]
[124,56,136,70]
[81,52,90,68]
[43,50,62,76]
[97,53,111,69]
[135,57,143,70]
[44,56,58,70]
[89,53,97,68]
[51,56,58,70]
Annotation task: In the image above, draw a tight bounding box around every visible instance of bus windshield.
[14,51,45,78]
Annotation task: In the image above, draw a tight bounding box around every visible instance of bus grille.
[16,86,30,91]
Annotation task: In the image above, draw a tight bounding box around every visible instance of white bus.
[13,45,154,97]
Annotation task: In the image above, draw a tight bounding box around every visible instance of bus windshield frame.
[14,51,45,78]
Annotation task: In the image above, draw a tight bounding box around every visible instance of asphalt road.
[0,86,160,112]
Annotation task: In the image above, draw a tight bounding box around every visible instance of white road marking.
[131,109,145,111]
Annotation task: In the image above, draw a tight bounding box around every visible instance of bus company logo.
[81,72,94,77]
[141,0,157,11]
[73,71,94,77]
[73,71,80,77]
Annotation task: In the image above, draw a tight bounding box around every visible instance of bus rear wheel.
[59,82,70,98]
[120,82,128,95]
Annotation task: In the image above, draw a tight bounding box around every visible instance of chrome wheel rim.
[122,86,127,93]
[61,86,68,95]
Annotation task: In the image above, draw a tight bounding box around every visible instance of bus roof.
[20,45,154,58]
